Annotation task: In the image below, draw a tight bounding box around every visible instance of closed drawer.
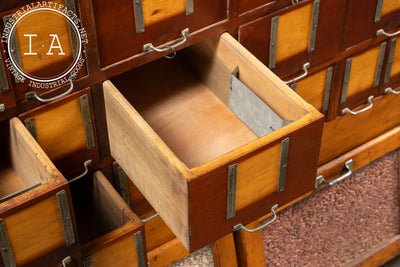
[73,171,147,267]
[104,33,324,251]
[319,87,400,165]
[344,0,400,48]
[0,0,88,104]
[238,0,346,78]
[92,0,227,67]
[289,64,335,116]
[0,117,79,266]
[19,88,99,178]
[338,42,387,115]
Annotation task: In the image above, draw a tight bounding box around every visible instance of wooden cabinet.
[92,0,227,67]
[0,118,79,266]
[18,88,99,178]
[238,0,347,79]
[104,33,323,251]
[74,171,147,267]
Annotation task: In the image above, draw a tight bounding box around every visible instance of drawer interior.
[110,33,308,169]
[71,171,140,245]
[0,118,59,202]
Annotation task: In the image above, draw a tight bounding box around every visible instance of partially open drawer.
[0,118,78,266]
[74,171,147,267]
[104,33,324,251]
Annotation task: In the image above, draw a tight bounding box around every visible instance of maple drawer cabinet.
[0,117,79,266]
[73,171,147,267]
[104,32,324,251]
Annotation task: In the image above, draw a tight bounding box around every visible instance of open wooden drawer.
[0,118,79,266]
[104,32,324,251]
[74,171,147,267]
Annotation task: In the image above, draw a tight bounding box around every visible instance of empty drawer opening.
[0,119,45,203]
[71,171,137,245]
[110,35,307,169]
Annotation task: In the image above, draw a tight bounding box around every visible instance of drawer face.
[92,0,227,67]
[75,171,146,267]
[19,88,99,178]
[104,33,324,251]
[338,43,386,113]
[238,0,346,78]
[344,0,400,48]
[319,91,400,165]
[2,195,67,266]
[293,66,333,113]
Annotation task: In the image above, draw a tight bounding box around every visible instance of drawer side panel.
[103,81,190,249]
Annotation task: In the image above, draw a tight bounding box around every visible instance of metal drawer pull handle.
[377,29,400,37]
[143,28,189,59]
[341,96,374,115]
[25,75,76,103]
[384,87,400,95]
[283,62,310,85]
[0,104,4,112]
[141,213,159,223]
[291,0,300,5]
[233,204,278,232]
[315,159,353,189]
[62,256,73,267]
[69,160,92,183]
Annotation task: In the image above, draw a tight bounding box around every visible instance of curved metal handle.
[62,256,73,267]
[0,104,4,112]
[141,213,159,223]
[315,159,353,189]
[233,204,278,232]
[384,87,400,95]
[341,96,374,115]
[377,29,400,38]
[69,160,92,183]
[25,75,76,103]
[291,0,300,5]
[283,62,310,85]
[143,28,189,59]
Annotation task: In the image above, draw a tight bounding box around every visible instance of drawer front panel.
[19,88,99,178]
[92,0,227,67]
[90,235,139,267]
[293,66,333,113]
[2,195,67,266]
[345,0,400,48]
[319,91,400,165]
[238,0,346,78]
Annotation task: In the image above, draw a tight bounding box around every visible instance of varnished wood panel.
[295,67,329,112]
[319,92,400,165]
[90,235,139,267]
[388,39,400,80]
[143,0,186,26]
[382,0,400,17]
[143,212,176,251]
[276,3,313,63]
[345,45,382,99]
[3,195,66,266]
